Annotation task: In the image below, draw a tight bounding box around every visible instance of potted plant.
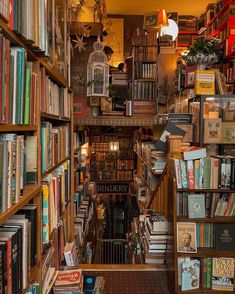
[182,37,222,69]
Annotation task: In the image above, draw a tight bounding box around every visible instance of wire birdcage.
[87,38,109,97]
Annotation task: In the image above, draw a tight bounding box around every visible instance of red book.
[187,160,195,189]
[0,34,3,123]
[0,237,12,294]
[54,269,82,286]
[8,0,14,29]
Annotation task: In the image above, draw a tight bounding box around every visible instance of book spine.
[180,160,188,189]
[187,160,195,189]
[199,158,204,189]
[203,157,211,189]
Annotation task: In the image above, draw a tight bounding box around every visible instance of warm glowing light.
[161,19,179,41]
[110,141,119,151]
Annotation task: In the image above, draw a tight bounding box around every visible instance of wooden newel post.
[167,135,183,161]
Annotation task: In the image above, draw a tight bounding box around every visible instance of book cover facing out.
[215,223,235,251]
[155,121,186,152]
[188,194,206,218]
[212,257,234,291]
[177,222,197,253]
[181,259,200,291]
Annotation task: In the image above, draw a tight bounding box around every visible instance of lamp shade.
[158,9,169,27]
[161,19,179,41]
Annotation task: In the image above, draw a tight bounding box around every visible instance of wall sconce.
[110,141,119,152]
[158,9,169,28]
[87,37,109,97]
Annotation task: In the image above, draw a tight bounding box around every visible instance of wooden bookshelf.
[0,185,41,225]
[166,136,235,294]
[0,1,74,291]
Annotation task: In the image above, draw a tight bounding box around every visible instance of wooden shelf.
[0,12,8,23]
[206,0,235,27]
[177,216,235,223]
[42,157,70,178]
[176,286,235,293]
[177,247,235,258]
[177,188,235,193]
[0,185,41,225]
[178,31,198,35]
[41,112,70,122]
[0,124,38,132]
[39,58,67,87]
[208,21,227,38]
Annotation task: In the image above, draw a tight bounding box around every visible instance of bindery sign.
[96,182,129,194]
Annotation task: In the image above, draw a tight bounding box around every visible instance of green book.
[206,257,212,288]
[203,157,211,189]
[23,63,32,124]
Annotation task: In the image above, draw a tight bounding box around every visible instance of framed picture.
[185,66,197,88]
[144,12,159,29]
[221,122,235,144]
[89,97,100,107]
[204,118,222,143]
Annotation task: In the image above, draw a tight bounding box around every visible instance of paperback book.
[188,194,205,218]
[181,259,200,291]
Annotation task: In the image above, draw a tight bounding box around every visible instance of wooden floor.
[83,270,170,294]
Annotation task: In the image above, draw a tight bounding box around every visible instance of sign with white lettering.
[96,182,129,194]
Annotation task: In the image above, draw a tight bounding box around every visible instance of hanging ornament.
[72,35,87,53]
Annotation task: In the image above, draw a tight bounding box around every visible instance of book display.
[188,95,235,153]
[168,135,235,293]
[0,1,73,292]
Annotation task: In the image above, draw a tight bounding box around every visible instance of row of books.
[0,204,37,292]
[134,62,157,79]
[177,15,198,31]
[132,29,157,46]
[0,38,37,125]
[40,67,71,118]
[133,46,157,62]
[178,257,235,292]
[9,0,47,52]
[41,122,70,174]
[132,80,156,100]
[177,222,235,253]
[174,155,235,190]
[42,160,70,244]
[177,192,235,218]
[0,134,37,213]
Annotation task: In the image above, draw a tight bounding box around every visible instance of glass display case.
[188,95,235,151]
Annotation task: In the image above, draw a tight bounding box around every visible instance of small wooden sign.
[96,182,129,194]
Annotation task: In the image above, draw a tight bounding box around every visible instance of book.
[181,259,200,291]
[212,257,234,291]
[188,194,205,218]
[177,222,197,253]
[182,146,206,161]
[215,223,235,251]
[54,268,82,287]
[64,241,79,266]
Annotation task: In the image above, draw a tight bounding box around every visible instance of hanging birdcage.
[87,38,109,97]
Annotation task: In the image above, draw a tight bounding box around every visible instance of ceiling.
[105,0,215,17]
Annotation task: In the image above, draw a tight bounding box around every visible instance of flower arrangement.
[182,37,222,69]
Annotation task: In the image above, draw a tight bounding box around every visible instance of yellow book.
[195,70,215,95]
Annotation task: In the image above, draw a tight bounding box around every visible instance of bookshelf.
[167,136,235,294]
[0,1,74,292]
[188,95,235,153]
[90,133,135,182]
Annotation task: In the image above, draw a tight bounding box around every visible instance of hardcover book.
[177,222,197,253]
[188,194,205,218]
[215,223,235,251]
[212,257,234,291]
[181,259,200,291]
